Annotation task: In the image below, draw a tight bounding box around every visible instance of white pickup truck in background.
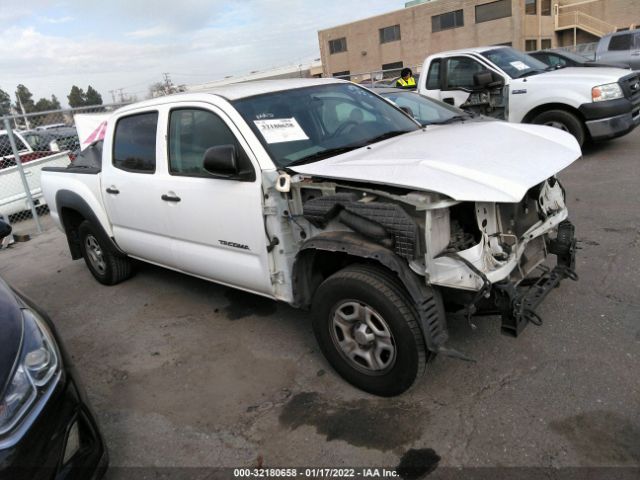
[419,46,640,146]
[0,130,71,218]
[42,79,580,396]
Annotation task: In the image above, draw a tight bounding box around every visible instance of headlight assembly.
[0,309,61,446]
[592,83,623,102]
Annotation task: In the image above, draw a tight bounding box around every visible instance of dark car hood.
[0,277,23,397]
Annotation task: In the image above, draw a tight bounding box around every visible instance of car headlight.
[0,308,61,444]
[592,83,623,102]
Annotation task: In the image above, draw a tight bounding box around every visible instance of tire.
[531,109,586,147]
[311,264,429,396]
[78,220,132,285]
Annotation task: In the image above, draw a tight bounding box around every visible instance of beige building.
[318,0,639,78]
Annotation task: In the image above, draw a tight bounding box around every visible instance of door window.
[445,57,485,89]
[168,108,251,178]
[113,112,158,173]
[608,33,631,51]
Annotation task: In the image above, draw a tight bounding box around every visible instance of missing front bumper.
[495,220,578,337]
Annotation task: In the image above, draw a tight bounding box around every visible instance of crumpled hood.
[0,276,23,398]
[290,121,581,203]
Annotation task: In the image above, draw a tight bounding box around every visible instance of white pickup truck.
[42,79,580,396]
[419,46,640,146]
[0,130,71,217]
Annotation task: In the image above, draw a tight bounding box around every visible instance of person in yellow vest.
[395,68,416,88]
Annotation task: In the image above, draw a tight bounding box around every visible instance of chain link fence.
[331,65,422,88]
[0,103,128,244]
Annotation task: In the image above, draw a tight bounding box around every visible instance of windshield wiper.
[518,69,546,78]
[286,146,362,167]
[430,114,474,125]
[364,130,411,145]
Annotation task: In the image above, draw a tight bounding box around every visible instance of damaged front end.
[422,177,578,337]
[270,172,577,358]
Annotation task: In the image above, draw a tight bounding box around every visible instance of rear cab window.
[113,112,158,173]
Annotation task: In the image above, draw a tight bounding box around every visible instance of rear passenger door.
[101,111,174,266]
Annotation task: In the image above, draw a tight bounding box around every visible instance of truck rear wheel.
[532,109,586,147]
[78,220,132,285]
[311,264,428,396]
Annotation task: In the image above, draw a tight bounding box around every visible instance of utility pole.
[16,94,30,130]
[117,88,125,103]
[109,90,116,103]
[162,72,174,95]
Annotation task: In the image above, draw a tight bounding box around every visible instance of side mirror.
[203,145,239,176]
[0,220,12,240]
[473,71,504,90]
[202,145,255,182]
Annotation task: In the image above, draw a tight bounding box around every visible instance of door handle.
[106,187,120,194]
[161,194,181,202]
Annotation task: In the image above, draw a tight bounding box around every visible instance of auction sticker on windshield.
[254,118,309,143]
[510,61,529,71]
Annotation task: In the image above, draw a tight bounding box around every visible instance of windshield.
[379,90,466,126]
[481,47,549,79]
[232,83,419,168]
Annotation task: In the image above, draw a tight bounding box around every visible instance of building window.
[541,0,551,15]
[379,25,401,44]
[332,70,350,78]
[525,39,538,51]
[382,61,404,78]
[475,0,512,23]
[329,37,347,55]
[541,38,552,49]
[525,0,536,15]
[432,9,464,32]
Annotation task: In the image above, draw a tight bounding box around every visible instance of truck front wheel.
[532,109,586,147]
[78,220,132,285]
[312,264,428,396]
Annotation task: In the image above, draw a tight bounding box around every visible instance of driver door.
[439,56,487,107]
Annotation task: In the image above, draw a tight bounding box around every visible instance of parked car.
[42,78,580,396]
[0,130,72,218]
[372,87,476,126]
[0,220,108,479]
[21,127,80,154]
[419,46,640,146]
[530,49,629,70]
[595,28,640,70]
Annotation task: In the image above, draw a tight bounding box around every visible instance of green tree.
[0,88,11,116]
[15,84,35,113]
[33,95,63,112]
[50,95,61,110]
[67,85,86,108]
[85,86,103,106]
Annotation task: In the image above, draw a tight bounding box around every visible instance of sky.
[0,0,406,107]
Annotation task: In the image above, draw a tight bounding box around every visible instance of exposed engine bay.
[265,172,577,339]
